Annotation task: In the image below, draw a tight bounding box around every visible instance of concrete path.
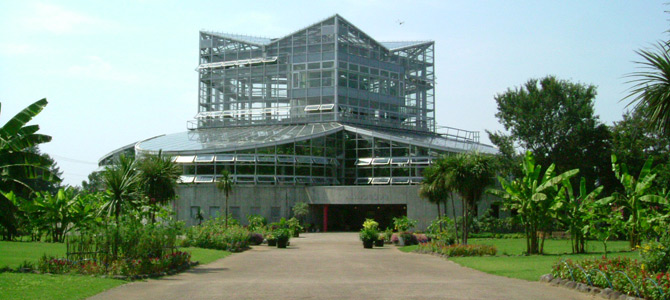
[90,233,593,300]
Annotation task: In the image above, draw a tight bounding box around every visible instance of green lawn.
[0,241,232,300]
[0,241,66,269]
[399,238,637,281]
[0,273,125,300]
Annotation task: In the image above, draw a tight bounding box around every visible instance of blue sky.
[0,1,667,186]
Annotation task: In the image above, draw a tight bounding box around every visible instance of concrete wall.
[174,184,500,230]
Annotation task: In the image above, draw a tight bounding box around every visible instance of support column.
[323,204,329,232]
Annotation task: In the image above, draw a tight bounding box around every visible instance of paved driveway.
[90,233,592,300]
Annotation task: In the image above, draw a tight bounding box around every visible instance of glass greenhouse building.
[100,15,497,230]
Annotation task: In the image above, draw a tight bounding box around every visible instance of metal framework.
[192,15,435,132]
[99,14,497,187]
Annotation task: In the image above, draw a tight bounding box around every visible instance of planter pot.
[374,239,384,247]
[277,238,289,248]
[267,239,277,246]
[363,240,374,248]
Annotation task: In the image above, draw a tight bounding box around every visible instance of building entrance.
[315,204,406,232]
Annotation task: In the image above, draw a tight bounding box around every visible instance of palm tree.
[625,41,670,136]
[424,155,460,243]
[137,150,181,223]
[445,152,497,245]
[217,170,233,228]
[0,99,59,240]
[100,155,140,225]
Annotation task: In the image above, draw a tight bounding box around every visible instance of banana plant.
[602,154,667,247]
[553,177,603,253]
[489,151,579,254]
[0,99,59,240]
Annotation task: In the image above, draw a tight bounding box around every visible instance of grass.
[0,272,125,300]
[399,238,637,281]
[0,241,66,269]
[0,241,232,300]
[182,247,231,264]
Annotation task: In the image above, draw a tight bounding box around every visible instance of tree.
[602,155,667,247]
[554,177,604,253]
[100,155,140,225]
[0,99,59,240]
[81,171,105,193]
[423,156,460,243]
[489,151,579,254]
[136,151,181,223]
[27,187,97,242]
[493,76,612,192]
[611,104,670,191]
[624,41,670,136]
[292,201,309,226]
[217,170,233,228]
[437,152,496,245]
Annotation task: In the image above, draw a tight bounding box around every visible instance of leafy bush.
[275,228,291,243]
[418,241,497,257]
[362,218,379,230]
[390,232,420,245]
[553,257,670,300]
[184,215,250,252]
[359,227,379,242]
[640,235,670,273]
[469,232,525,239]
[37,251,191,276]
[247,215,266,231]
[393,216,417,232]
[427,216,457,244]
[248,232,264,245]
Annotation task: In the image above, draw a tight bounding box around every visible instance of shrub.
[418,241,497,257]
[184,215,250,252]
[393,216,417,232]
[37,251,191,276]
[249,232,264,245]
[552,257,670,300]
[362,218,379,230]
[639,235,670,273]
[247,215,266,231]
[359,227,379,242]
[390,232,419,245]
[427,216,457,244]
[275,228,291,243]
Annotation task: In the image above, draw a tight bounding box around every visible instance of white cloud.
[66,56,139,83]
[22,2,117,34]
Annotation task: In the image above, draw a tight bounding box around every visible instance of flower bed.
[37,251,192,278]
[417,241,497,257]
[552,257,670,300]
[183,222,250,252]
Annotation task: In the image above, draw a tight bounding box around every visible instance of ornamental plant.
[417,241,497,257]
[392,216,417,232]
[362,218,379,230]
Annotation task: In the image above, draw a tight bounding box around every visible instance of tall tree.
[0,99,59,240]
[217,170,233,228]
[493,76,612,191]
[423,156,460,243]
[81,171,105,193]
[136,150,181,222]
[434,152,496,245]
[624,41,670,136]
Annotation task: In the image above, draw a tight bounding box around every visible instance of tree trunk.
[451,195,460,244]
[225,194,229,228]
[462,199,468,245]
[437,201,443,231]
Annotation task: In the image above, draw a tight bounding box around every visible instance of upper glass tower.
[192,14,435,133]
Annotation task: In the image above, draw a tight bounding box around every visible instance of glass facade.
[191,15,434,132]
[101,14,497,187]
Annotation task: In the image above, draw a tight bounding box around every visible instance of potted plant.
[359,218,380,249]
[359,227,378,248]
[374,233,384,247]
[266,232,277,246]
[287,217,302,237]
[275,228,291,248]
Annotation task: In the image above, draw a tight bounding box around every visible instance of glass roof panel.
[380,41,432,50]
[137,122,343,154]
